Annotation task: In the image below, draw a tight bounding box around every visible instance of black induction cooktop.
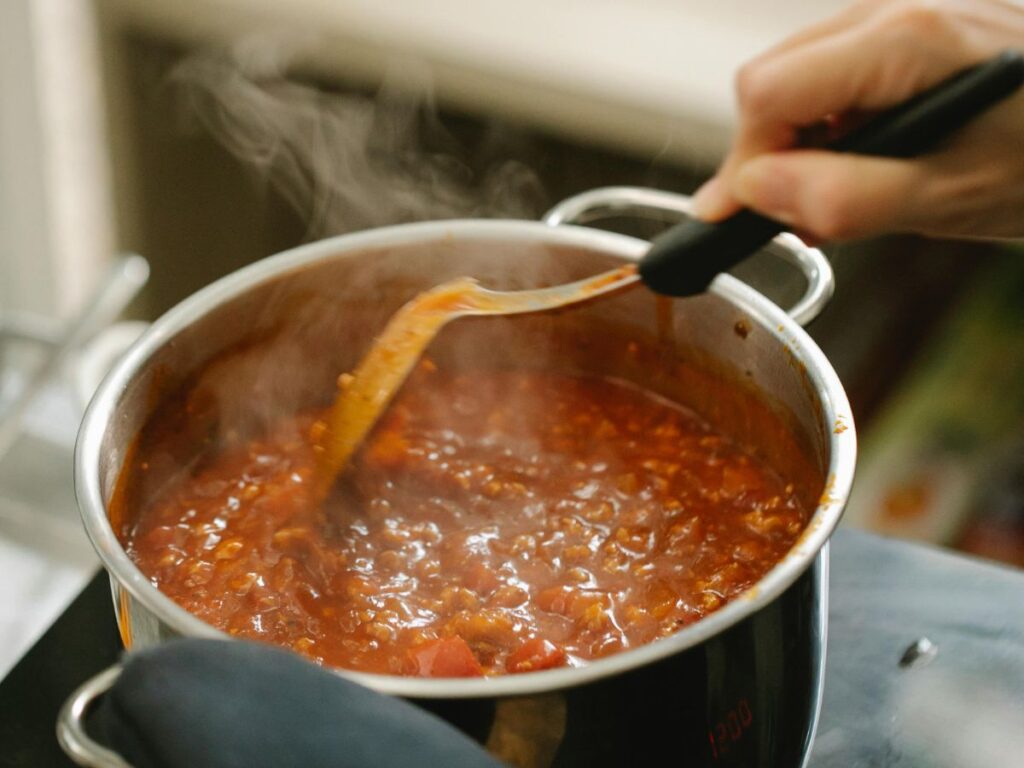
[2,529,1022,767]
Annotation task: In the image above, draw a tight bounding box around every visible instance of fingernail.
[691,176,726,220]
[734,158,797,225]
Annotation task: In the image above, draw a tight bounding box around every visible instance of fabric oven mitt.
[86,638,506,768]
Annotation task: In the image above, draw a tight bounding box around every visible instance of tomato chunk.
[506,638,567,674]
[408,636,483,678]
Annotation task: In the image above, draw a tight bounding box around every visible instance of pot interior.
[81,223,853,704]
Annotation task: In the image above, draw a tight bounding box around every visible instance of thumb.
[732,150,926,241]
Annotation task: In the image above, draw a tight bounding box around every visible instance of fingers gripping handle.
[638,50,1024,298]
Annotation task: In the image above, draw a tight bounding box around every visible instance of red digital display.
[707,698,753,760]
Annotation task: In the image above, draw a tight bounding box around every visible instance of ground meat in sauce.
[122,369,808,677]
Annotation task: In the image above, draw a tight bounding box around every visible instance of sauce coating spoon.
[313,264,638,496]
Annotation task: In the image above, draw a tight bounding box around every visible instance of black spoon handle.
[639,50,1024,297]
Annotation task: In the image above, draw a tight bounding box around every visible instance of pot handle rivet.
[899,637,939,669]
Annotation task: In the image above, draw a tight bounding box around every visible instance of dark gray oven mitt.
[86,638,505,768]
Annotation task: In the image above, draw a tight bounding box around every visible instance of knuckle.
[735,60,772,112]
[811,210,859,241]
[885,1,955,41]
[806,172,860,240]
[917,167,998,234]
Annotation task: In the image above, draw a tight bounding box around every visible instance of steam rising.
[145,49,562,484]
[169,53,545,236]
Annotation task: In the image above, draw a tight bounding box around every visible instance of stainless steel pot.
[64,187,856,767]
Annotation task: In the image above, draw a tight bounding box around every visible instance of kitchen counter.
[2,528,1021,766]
[811,531,1024,767]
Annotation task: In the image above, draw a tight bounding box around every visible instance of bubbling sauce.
[121,367,808,677]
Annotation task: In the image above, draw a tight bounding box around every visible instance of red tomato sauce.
[119,369,809,677]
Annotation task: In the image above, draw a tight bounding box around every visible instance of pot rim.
[75,219,856,699]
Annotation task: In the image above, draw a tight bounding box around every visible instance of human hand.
[693,0,1024,241]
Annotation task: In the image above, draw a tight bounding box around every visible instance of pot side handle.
[57,665,131,768]
[542,186,834,327]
